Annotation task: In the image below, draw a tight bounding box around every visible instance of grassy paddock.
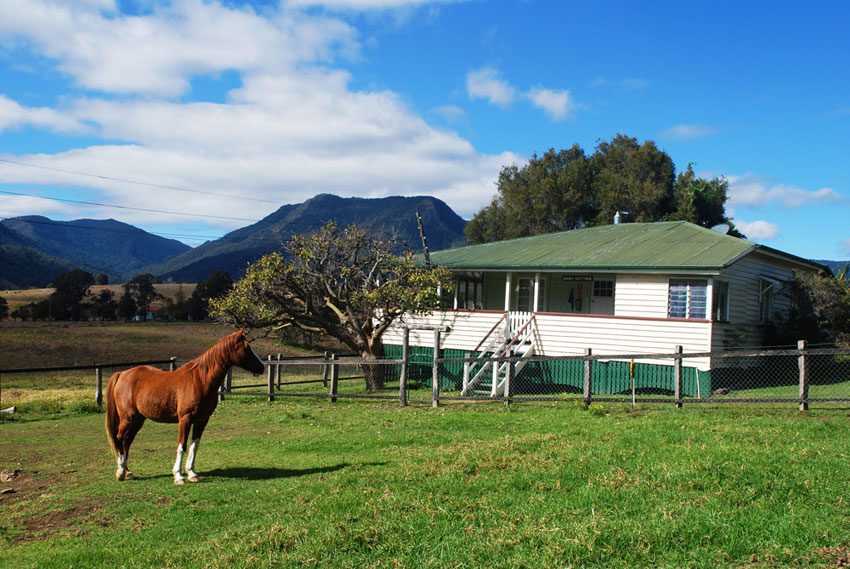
[0,321,309,370]
[0,284,197,312]
[2,399,850,568]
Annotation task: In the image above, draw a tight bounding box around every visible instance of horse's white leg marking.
[186,438,201,482]
[116,454,127,481]
[173,444,185,485]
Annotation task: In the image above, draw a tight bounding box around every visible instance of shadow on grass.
[205,464,348,480]
[204,461,387,480]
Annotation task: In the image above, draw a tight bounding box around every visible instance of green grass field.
[2,398,850,568]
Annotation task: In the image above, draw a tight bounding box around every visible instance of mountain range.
[0,194,467,288]
[0,217,190,289]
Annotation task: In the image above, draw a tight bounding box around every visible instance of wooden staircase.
[461,312,537,397]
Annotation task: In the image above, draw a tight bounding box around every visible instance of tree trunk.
[360,348,385,392]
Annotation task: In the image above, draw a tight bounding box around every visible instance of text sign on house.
[562,275,594,282]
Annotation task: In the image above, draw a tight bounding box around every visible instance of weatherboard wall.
[384,310,712,370]
[713,251,799,350]
[614,275,670,318]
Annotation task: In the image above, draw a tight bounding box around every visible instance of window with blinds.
[668,279,707,319]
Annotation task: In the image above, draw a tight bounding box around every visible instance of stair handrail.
[496,314,536,358]
[470,312,508,355]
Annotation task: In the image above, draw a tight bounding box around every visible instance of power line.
[0,189,268,224]
[2,216,286,246]
[0,158,287,205]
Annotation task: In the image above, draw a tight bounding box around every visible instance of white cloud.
[842,238,850,256]
[466,66,516,108]
[0,0,518,227]
[0,194,79,219]
[727,173,846,208]
[0,96,88,133]
[0,0,358,97]
[289,0,461,9]
[736,219,780,241]
[526,87,574,121]
[432,105,466,123]
[659,123,718,140]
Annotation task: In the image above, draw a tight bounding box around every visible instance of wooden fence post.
[399,327,409,407]
[583,348,592,408]
[432,329,441,408]
[219,367,227,401]
[321,351,330,388]
[504,359,513,405]
[276,353,282,390]
[169,357,177,371]
[95,366,103,408]
[329,353,339,403]
[267,355,275,402]
[798,340,809,411]
[674,345,683,409]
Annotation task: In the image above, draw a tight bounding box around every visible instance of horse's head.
[233,329,266,376]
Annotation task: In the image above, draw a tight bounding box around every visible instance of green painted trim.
[383,343,712,397]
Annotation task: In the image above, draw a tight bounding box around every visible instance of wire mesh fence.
[224,354,405,401]
[422,342,850,408]
[2,342,849,413]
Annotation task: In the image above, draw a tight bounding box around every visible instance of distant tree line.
[3,269,232,323]
[466,134,744,243]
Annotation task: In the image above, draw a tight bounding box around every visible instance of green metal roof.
[428,221,820,272]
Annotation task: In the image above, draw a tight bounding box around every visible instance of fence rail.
[3,334,850,411]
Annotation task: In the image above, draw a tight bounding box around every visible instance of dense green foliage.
[146,194,467,283]
[48,269,95,321]
[2,400,850,568]
[766,266,850,346]
[159,271,233,321]
[121,273,161,320]
[213,223,452,389]
[466,135,741,243]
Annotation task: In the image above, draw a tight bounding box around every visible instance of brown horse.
[105,329,265,484]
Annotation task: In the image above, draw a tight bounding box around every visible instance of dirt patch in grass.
[816,546,850,567]
[0,468,114,543]
[0,470,72,506]
[13,497,110,543]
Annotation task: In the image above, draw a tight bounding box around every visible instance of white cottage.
[382,221,825,396]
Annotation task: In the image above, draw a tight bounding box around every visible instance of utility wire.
[0,189,268,224]
[0,158,286,205]
[1,216,287,245]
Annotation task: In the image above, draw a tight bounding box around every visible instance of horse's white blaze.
[186,438,200,479]
[173,444,185,483]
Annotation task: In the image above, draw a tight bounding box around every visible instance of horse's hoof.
[116,470,125,481]
[124,470,135,480]
[188,474,200,483]
[174,477,185,485]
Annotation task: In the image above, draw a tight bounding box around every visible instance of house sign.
[561,275,594,282]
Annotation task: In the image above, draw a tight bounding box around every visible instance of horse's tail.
[105,371,122,457]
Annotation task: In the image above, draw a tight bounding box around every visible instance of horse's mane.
[182,331,243,374]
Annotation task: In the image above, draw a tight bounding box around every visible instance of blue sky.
[0,0,848,260]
